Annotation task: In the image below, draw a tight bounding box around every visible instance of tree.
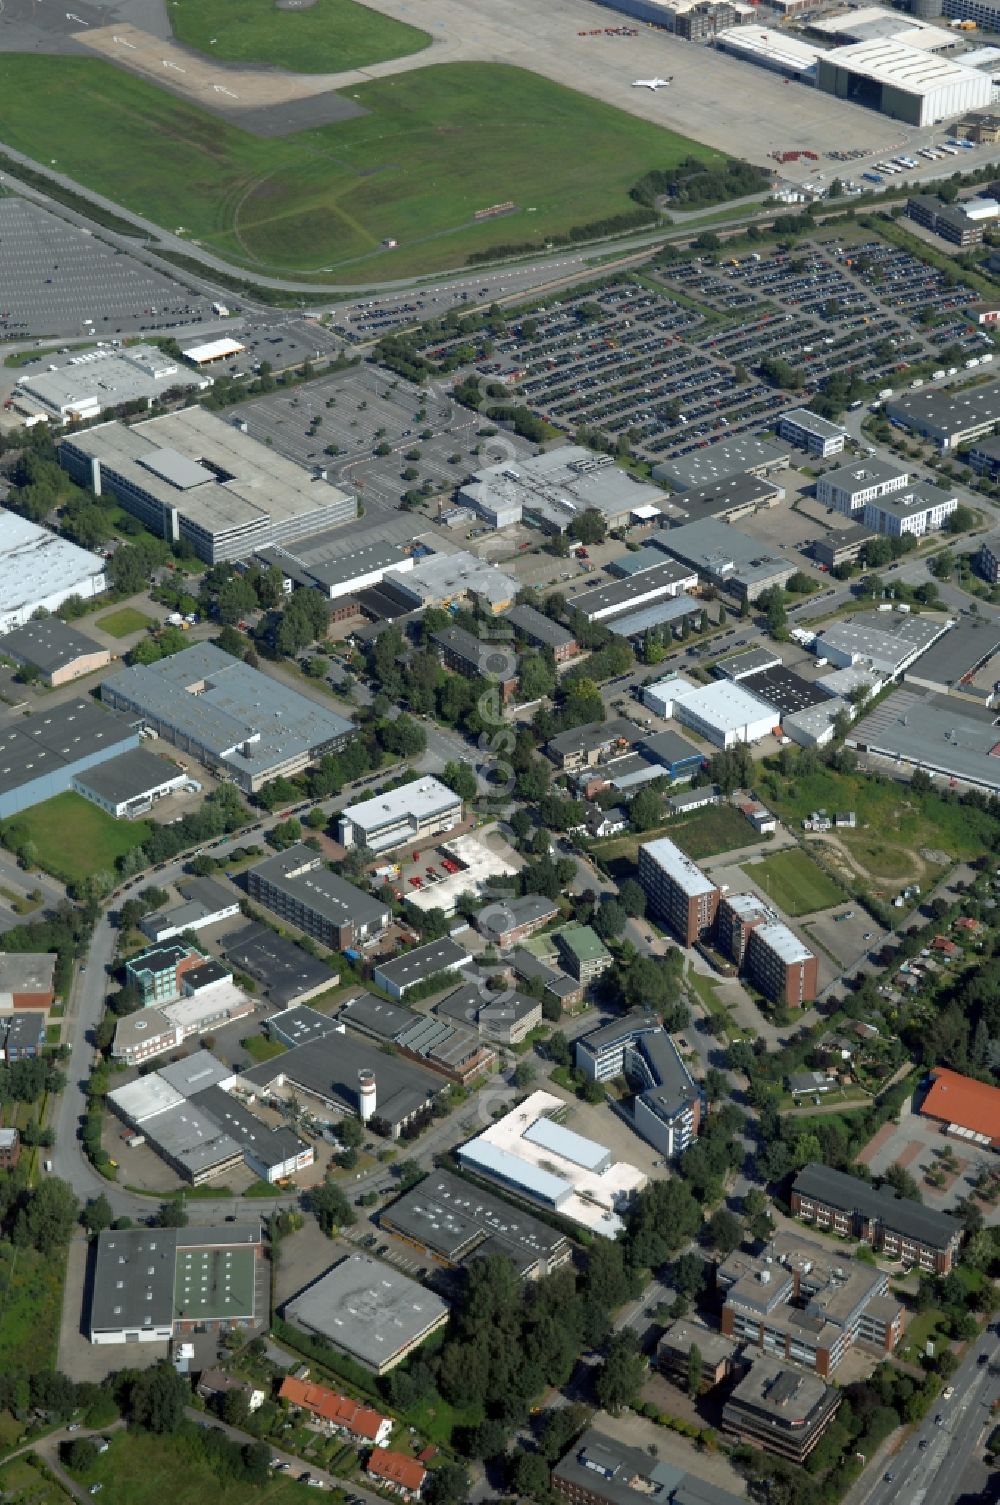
[629,786,663,833]
[707,1207,742,1257]
[128,1363,189,1434]
[618,878,646,918]
[310,1180,355,1236]
[507,1451,548,1500]
[81,1194,113,1236]
[339,1115,364,1149]
[568,509,607,545]
[12,1178,78,1254]
[512,1060,535,1089]
[593,898,627,942]
[155,1198,188,1229]
[441,760,478,803]
[539,1403,590,1464]
[687,1342,703,1398]
[221,1386,252,1429]
[595,1330,646,1414]
[64,1438,99,1471]
[424,1462,470,1505]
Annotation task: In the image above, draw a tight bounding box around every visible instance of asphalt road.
[845,1329,999,1505]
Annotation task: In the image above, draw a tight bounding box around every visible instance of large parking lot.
[410,232,992,470]
[231,361,533,512]
[0,196,215,340]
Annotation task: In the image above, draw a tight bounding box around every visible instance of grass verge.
[0,1241,65,1376]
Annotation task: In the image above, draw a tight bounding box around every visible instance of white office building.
[778,409,846,459]
[337,777,462,853]
[816,461,909,516]
[862,485,958,538]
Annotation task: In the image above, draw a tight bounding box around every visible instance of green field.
[597,803,754,877]
[242,1034,287,1063]
[742,847,844,916]
[761,765,999,880]
[171,0,429,74]
[0,793,151,886]
[66,1429,329,1504]
[0,1241,65,1376]
[0,57,717,279]
[95,607,155,638]
[0,1455,72,1504]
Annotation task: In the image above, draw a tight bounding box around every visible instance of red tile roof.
[921,1066,1000,1145]
[368,1448,427,1494]
[279,1377,389,1441]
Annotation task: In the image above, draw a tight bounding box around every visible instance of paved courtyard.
[859,1101,999,1221]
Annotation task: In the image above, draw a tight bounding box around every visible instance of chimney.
[358,1069,376,1123]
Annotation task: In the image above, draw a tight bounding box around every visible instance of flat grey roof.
[888,381,1000,433]
[903,616,1000,689]
[502,602,575,649]
[90,1227,176,1334]
[241,1024,441,1126]
[257,538,407,591]
[866,483,956,520]
[607,596,703,639]
[223,922,336,1006]
[248,845,388,931]
[62,406,355,543]
[139,1101,242,1179]
[72,746,184,804]
[793,1162,960,1248]
[658,473,781,525]
[435,982,540,1030]
[781,408,845,439]
[476,894,557,943]
[430,625,518,677]
[374,938,469,989]
[653,436,789,491]
[639,729,703,766]
[547,717,641,759]
[284,1254,449,1369]
[716,646,782,680]
[16,343,199,418]
[553,1429,744,1505]
[655,517,791,587]
[102,642,353,773]
[192,1083,306,1169]
[339,992,415,1041]
[822,457,907,493]
[850,687,1000,790]
[0,616,105,674]
[0,696,136,799]
[570,560,696,620]
[383,1167,569,1267]
[0,952,56,993]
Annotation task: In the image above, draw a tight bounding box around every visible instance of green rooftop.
[557,925,610,963]
[173,1245,256,1323]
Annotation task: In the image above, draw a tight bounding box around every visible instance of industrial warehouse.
[0,510,107,633]
[58,406,357,564]
[100,642,354,793]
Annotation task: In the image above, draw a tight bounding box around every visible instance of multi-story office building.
[337,776,462,853]
[59,407,356,564]
[474,894,559,950]
[575,1012,701,1159]
[977,537,1000,584]
[718,1231,903,1377]
[246,845,389,951]
[907,195,984,247]
[721,1358,842,1462]
[886,381,1000,450]
[791,1163,962,1273]
[778,409,846,458]
[815,460,909,516]
[125,942,204,1006]
[552,1429,746,1505]
[863,485,958,539]
[638,837,720,944]
[746,922,819,1007]
[556,925,612,984]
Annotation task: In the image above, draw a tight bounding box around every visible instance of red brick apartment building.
[638,836,720,945]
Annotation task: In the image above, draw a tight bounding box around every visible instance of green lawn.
[170,0,429,74]
[0,57,718,280]
[0,1241,65,1376]
[597,803,754,877]
[0,1455,72,1504]
[95,607,155,638]
[65,1428,332,1504]
[0,792,151,885]
[742,847,844,916]
[241,1034,287,1064]
[760,764,1000,879]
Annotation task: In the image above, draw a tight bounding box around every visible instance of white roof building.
[181,338,246,366]
[15,344,210,421]
[816,39,992,126]
[639,837,719,899]
[669,679,778,749]
[337,776,462,853]
[0,510,106,633]
[457,1089,647,1237]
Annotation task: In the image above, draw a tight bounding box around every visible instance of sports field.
[170,0,429,74]
[742,847,844,917]
[0,57,717,279]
